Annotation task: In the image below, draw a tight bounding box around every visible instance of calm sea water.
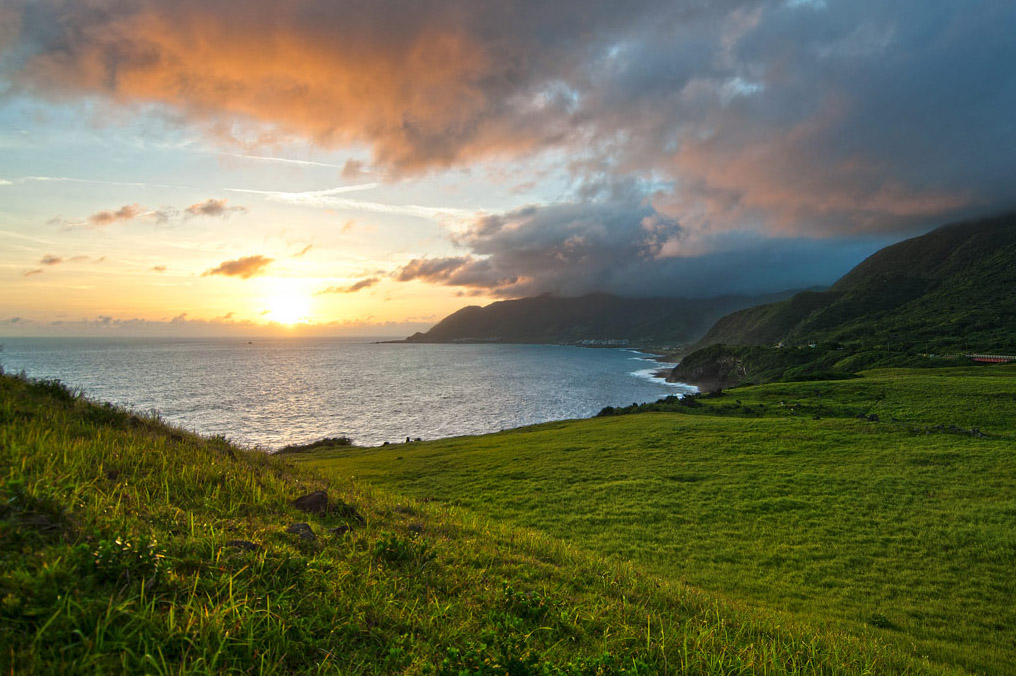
[0,337,693,448]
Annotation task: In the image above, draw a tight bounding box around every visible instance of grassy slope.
[0,372,943,675]
[303,366,1016,676]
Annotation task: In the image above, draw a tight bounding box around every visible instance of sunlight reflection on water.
[1,337,694,448]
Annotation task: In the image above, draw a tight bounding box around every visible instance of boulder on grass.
[292,490,328,515]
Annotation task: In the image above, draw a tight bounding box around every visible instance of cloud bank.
[395,185,891,297]
[5,1,1013,230]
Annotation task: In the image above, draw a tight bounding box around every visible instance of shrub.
[372,531,435,567]
[88,535,168,584]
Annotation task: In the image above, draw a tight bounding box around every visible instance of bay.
[0,337,693,448]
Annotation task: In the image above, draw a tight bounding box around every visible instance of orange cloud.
[202,255,273,279]
[185,198,246,218]
[13,1,514,170]
[89,204,146,226]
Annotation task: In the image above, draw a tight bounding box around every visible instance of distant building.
[966,354,1016,363]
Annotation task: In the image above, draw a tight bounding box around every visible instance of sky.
[1,0,1014,337]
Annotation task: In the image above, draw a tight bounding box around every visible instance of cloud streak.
[10,175,183,189]
[89,203,145,227]
[54,198,247,229]
[202,255,273,279]
[222,153,345,169]
[317,277,380,294]
[185,198,246,219]
[225,184,469,219]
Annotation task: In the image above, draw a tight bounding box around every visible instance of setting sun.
[263,285,313,325]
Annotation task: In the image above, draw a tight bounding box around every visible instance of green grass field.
[3,370,965,674]
[303,366,1016,675]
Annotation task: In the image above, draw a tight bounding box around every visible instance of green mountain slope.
[405,290,799,347]
[697,212,1016,352]
[669,213,1016,387]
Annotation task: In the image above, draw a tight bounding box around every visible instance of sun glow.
[263,284,314,325]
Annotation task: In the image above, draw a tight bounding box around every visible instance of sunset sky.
[2,0,1014,336]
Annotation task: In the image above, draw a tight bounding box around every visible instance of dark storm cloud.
[4,0,1015,292]
[395,187,891,297]
[647,1,1016,234]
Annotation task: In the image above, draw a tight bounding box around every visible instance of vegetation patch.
[1,371,940,674]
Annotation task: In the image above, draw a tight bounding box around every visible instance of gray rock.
[286,523,316,541]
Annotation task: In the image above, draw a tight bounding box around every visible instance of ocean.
[0,337,694,449]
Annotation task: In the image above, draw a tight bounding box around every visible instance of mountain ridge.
[696,212,1016,351]
[404,290,803,347]
[670,212,1016,389]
